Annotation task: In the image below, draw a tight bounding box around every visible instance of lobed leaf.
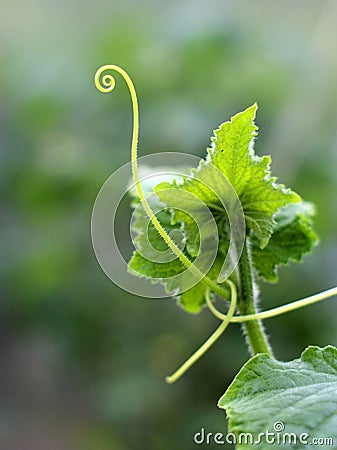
[128,105,316,313]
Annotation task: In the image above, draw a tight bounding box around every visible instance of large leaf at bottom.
[218,346,337,449]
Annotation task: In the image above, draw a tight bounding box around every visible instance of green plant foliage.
[129,195,230,312]
[206,103,301,248]
[251,201,319,282]
[129,105,316,313]
[218,346,337,449]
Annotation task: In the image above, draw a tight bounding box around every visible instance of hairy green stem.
[237,239,273,356]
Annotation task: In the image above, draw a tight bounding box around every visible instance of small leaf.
[251,202,319,282]
[209,104,301,247]
[218,346,337,449]
[155,104,300,252]
[128,105,308,313]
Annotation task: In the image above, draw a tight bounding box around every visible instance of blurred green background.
[1,0,337,449]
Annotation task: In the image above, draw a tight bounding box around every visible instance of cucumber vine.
[94,64,337,448]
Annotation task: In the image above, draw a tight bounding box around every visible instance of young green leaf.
[218,346,337,449]
[155,104,300,251]
[128,105,310,313]
[210,104,302,247]
[250,202,319,282]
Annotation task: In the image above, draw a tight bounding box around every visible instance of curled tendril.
[206,285,337,323]
[167,285,337,383]
[94,64,337,383]
[94,66,117,92]
[93,65,230,300]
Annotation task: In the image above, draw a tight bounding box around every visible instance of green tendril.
[165,280,237,384]
[165,286,337,383]
[94,65,229,300]
[230,286,337,323]
[206,285,337,324]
